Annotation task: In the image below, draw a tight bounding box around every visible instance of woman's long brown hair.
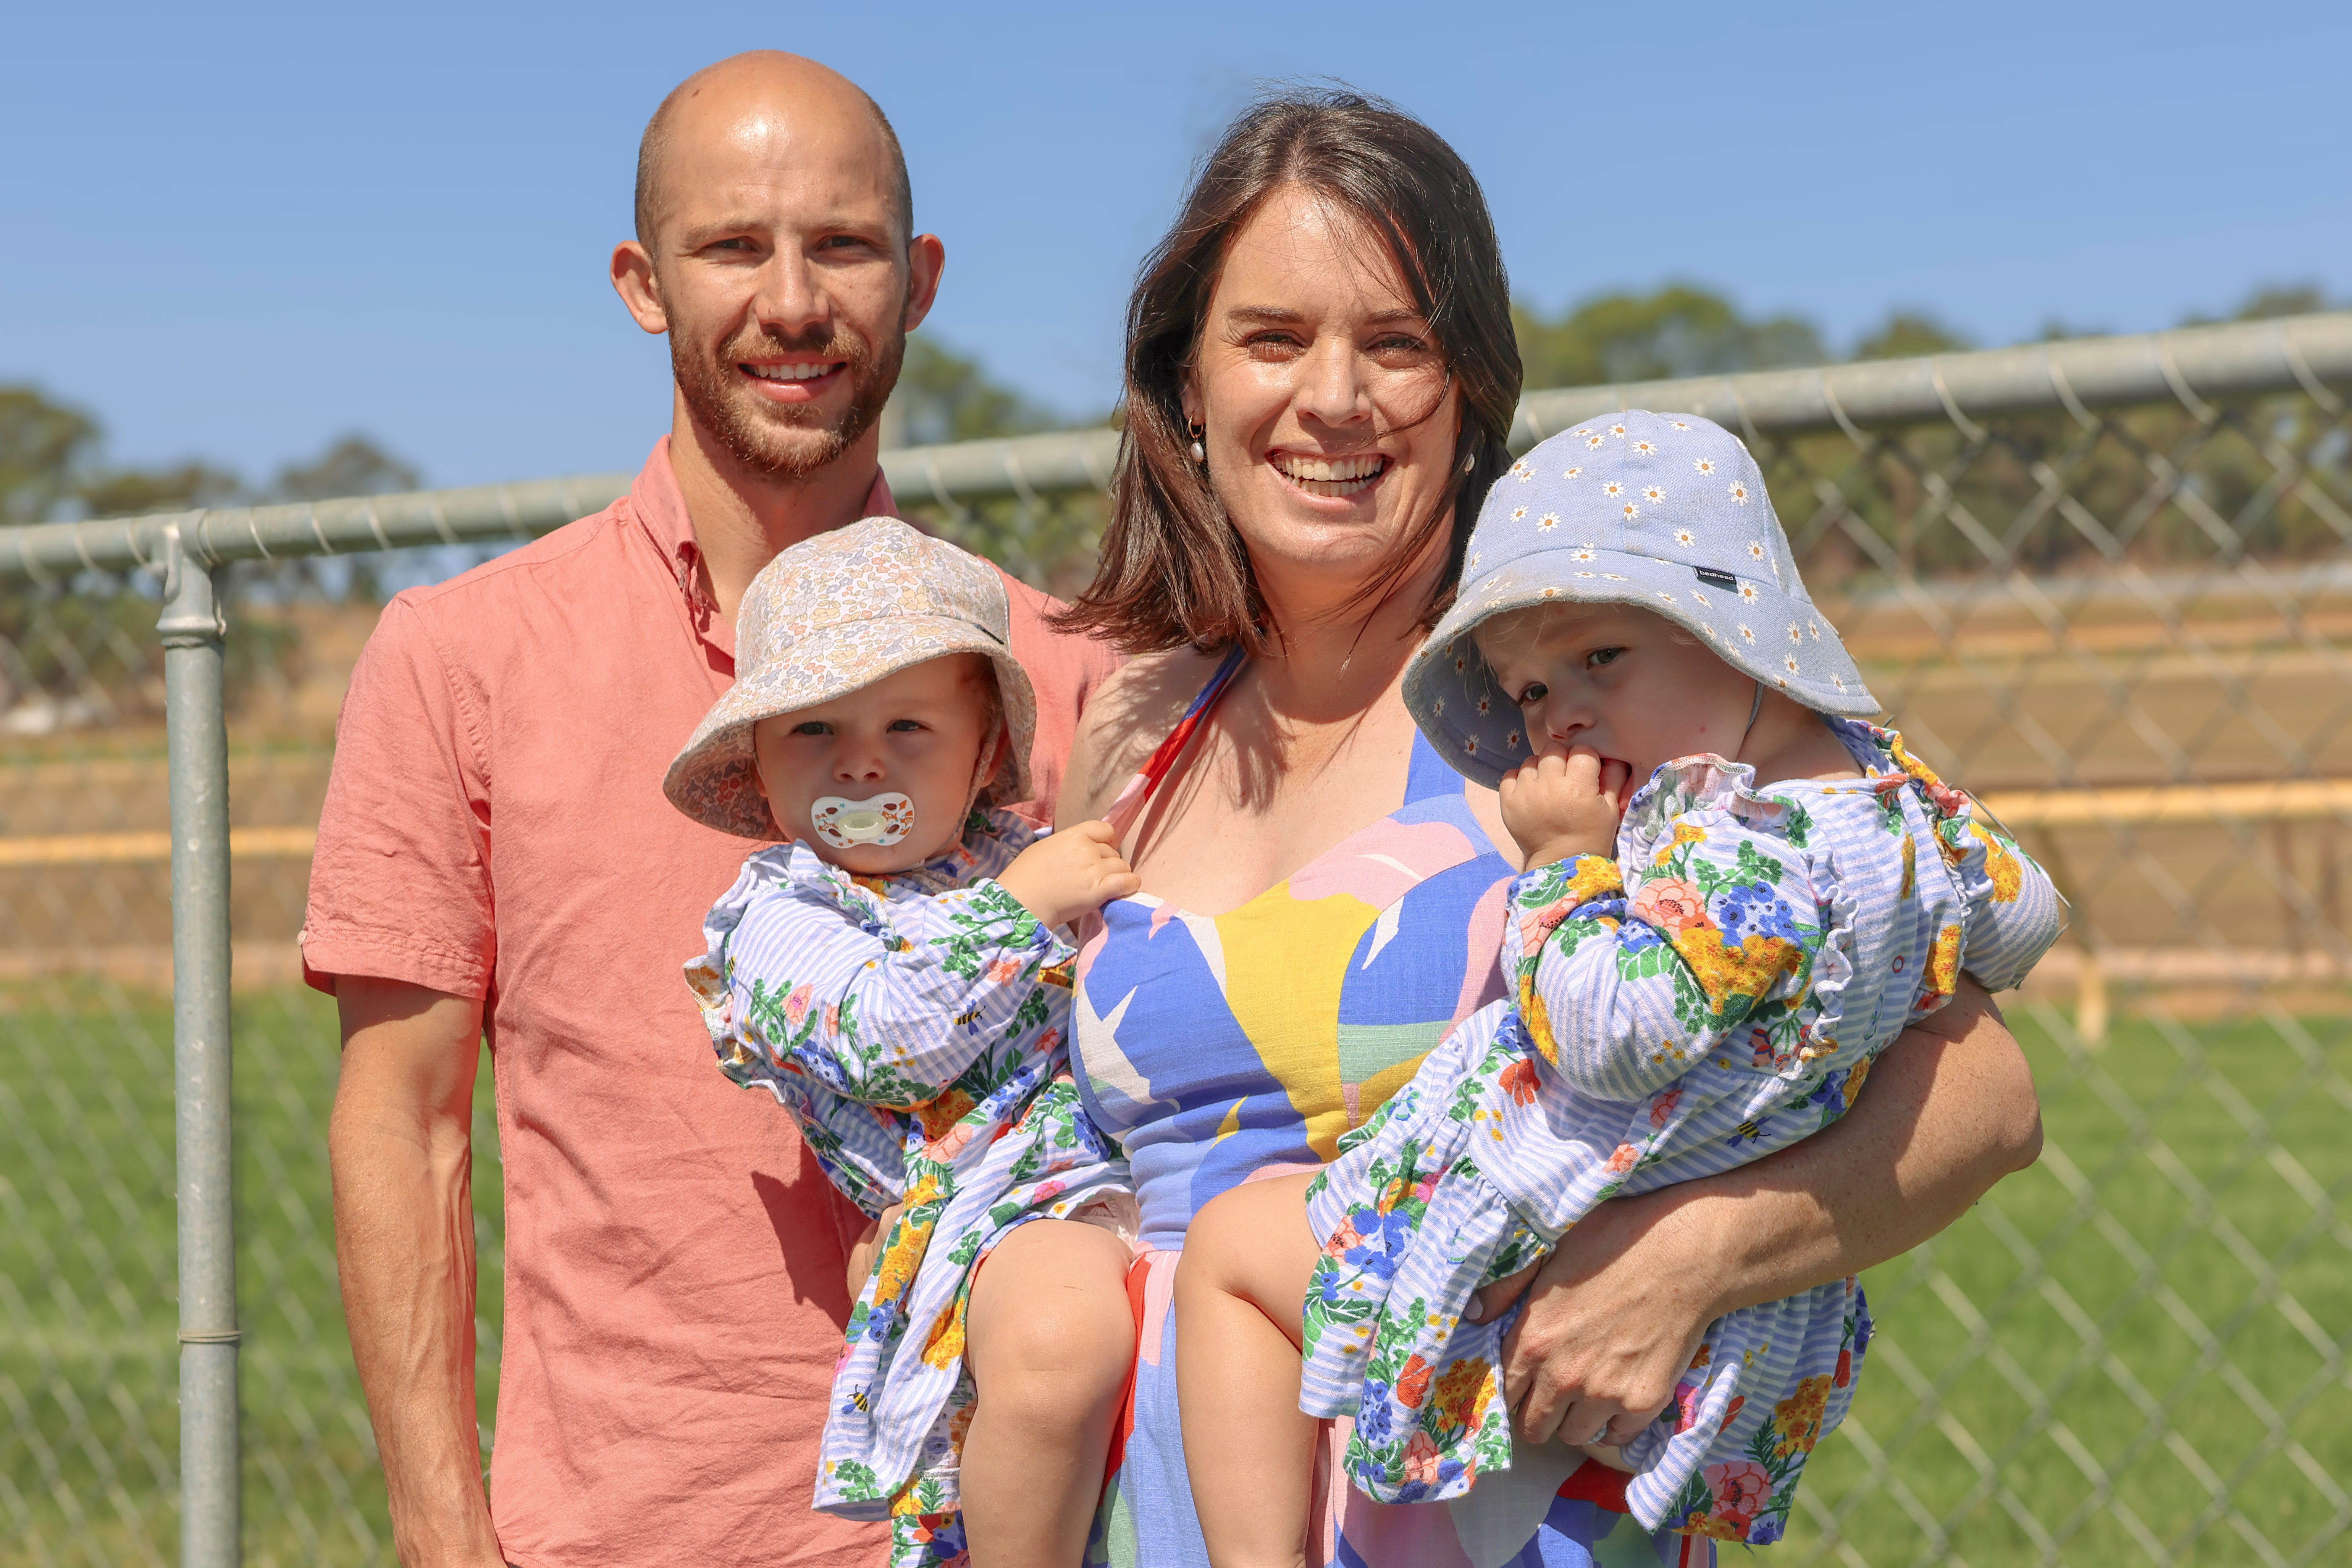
[1056,86,1522,656]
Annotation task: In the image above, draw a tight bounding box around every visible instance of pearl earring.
[1188,422,1207,463]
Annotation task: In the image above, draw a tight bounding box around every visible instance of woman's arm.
[1485,978,2040,1444]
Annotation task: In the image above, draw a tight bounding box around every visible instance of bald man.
[308,53,1116,1568]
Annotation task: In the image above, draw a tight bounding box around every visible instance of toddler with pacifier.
[666,518,1140,1568]
[1175,411,2065,1560]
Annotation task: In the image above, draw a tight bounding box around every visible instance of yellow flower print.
[1431,1359,1496,1435]
[1972,821,2025,901]
[1644,486,1666,503]
[921,1292,968,1368]
[1633,439,1658,455]
[1923,922,1963,1000]
[1694,457,1716,475]
[1727,481,1749,504]
[1562,465,1584,479]
[914,1087,978,1143]
[1899,834,1916,899]
[1602,481,1624,497]
[1538,512,1560,531]
[871,1175,946,1305]
[1674,822,1706,846]
[1772,1374,1832,1457]
[1673,929,1805,1016]
[1511,505,1528,521]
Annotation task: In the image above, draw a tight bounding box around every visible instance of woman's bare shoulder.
[1056,646,1224,825]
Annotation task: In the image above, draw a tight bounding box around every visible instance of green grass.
[3,988,2346,1566]
[1786,1001,2352,1566]
[0,983,501,1568]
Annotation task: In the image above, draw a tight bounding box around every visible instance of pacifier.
[810,792,916,849]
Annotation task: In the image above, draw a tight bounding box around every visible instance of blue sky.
[6,1,2345,491]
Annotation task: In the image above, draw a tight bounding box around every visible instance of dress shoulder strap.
[1102,646,1247,836]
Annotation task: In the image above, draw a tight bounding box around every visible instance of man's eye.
[791,720,829,735]
[1587,648,1625,669]
[1516,682,1548,706]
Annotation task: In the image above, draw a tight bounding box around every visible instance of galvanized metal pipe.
[160,526,239,1568]
[2,311,2343,583]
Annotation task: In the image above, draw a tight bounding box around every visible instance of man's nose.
[750,247,831,341]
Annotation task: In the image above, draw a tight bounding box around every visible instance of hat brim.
[664,618,1040,840]
[1406,544,1880,790]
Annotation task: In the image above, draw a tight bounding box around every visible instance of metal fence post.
[161,522,240,1568]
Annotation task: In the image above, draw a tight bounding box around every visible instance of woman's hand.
[1475,979,2041,1448]
[1498,745,1630,870]
[1474,1194,1717,1446]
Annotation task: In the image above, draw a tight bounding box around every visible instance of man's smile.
[740,359,846,401]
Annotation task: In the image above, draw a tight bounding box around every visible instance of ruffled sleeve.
[1507,762,1833,1111]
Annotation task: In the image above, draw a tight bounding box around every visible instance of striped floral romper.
[1299,722,2065,1545]
[685,807,1130,1552]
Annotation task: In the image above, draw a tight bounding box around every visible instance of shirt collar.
[629,434,901,663]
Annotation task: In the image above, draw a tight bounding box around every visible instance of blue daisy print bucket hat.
[1404,409,1879,789]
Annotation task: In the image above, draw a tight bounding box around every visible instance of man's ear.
[612,241,669,335]
[901,233,945,333]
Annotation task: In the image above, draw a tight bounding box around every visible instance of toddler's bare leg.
[961,1218,1137,1568]
[1174,1172,1323,1568]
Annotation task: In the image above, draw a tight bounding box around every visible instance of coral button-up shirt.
[301,437,1116,1567]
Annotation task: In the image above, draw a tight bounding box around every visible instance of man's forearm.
[330,981,502,1568]
[1674,982,2043,1318]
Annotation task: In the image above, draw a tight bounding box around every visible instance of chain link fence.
[3,313,2347,1567]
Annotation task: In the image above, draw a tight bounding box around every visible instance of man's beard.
[672,320,903,481]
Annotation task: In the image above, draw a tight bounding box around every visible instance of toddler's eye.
[790,720,830,736]
[1515,682,1548,707]
[887,718,926,733]
[1586,647,1625,670]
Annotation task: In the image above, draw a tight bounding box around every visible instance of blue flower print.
[1717,881,1801,945]
[1617,920,1664,954]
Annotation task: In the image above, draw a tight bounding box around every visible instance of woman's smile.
[1270,450,1391,499]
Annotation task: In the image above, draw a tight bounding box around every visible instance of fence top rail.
[5,310,2346,583]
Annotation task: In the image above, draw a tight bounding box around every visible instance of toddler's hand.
[995,820,1142,928]
[1499,745,1630,869]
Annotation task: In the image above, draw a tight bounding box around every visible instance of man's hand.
[330,976,506,1568]
[994,819,1141,927]
[1498,746,1631,870]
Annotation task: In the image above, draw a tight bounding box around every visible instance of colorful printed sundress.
[1058,651,1711,1568]
[1298,722,2066,1544]
[685,807,1129,1545]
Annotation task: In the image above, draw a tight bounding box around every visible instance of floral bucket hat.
[1405,409,1879,789]
[664,517,1037,839]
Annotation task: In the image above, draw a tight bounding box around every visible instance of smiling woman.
[1068,90,1518,657]
[1033,86,2045,1568]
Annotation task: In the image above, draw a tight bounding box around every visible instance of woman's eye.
[1587,647,1625,670]
[1516,683,1548,707]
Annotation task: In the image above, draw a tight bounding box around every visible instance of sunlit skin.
[1475,601,1863,870]
[1181,182,1465,637]
[609,52,945,620]
[751,654,1138,925]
